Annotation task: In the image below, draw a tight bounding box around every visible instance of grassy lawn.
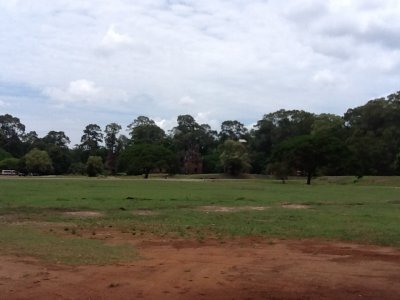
[0,176,399,263]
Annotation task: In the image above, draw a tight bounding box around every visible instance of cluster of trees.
[1,91,400,183]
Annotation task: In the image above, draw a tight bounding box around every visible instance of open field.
[0,176,400,299]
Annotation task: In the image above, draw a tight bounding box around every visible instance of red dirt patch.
[1,234,400,300]
[197,206,269,212]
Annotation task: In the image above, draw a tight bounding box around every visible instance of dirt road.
[1,235,399,300]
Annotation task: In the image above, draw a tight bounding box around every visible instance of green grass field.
[0,176,399,264]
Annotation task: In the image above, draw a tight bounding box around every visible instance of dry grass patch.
[281,203,310,209]
[64,211,103,218]
[197,206,269,213]
[132,210,158,216]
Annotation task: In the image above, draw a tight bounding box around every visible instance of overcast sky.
[1,0,400,145]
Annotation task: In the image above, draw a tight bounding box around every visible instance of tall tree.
[40,131,72,174]
[172,115,218,173]
[104,123,122,174]
[0,114,25,157]
[249,109,316,173]
[81,124,104,153]
[219,120,248,142]
[344,93,400,175]
[271,135,348,184]
[42,131,70,148]
[118,143,176,178]
[127,116,165,144]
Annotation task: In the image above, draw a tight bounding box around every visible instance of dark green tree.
[40,131,71,174]
[344,93,400,175]
[81,124,104,153]
[0,114,25,157]
[127,116,165,144]
[104,123,122,174]
[118,143,176,178]
[271,135,348,184]
[219,120,248,142]
[249,109,315,173]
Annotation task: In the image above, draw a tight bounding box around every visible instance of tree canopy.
[1,90,400,180]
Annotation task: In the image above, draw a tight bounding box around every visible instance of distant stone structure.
[183,148,203,174]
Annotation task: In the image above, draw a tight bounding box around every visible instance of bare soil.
[281,204,310,209]
[132,210,159,216]
[197,206,269,212]
[63,211,103,218]
[1,231,400,300]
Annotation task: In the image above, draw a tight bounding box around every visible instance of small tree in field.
[86,156,103,177]
[24,148,53,175]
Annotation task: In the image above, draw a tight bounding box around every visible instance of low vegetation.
[0,177,399,265]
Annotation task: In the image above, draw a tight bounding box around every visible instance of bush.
[24,148,53,175]
[0,157,20,170]
[86,156,103,177]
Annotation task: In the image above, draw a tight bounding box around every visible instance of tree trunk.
[306,172,312,185]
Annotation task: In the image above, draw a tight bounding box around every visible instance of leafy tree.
[219,120,248,142]
[271,135,348,184]
[0,157,20,171]
[104,123,122,174]
[171,115,218,173]
[344,93,400,175]
[250,109,315,173]
[219,140,250,176]
[38,131,72,174]
[0,114,25,157]
[24,148,53,175]
[127,116,165,144]
[118,144,176,178]
[21,131,39,152]
[42,131,70,148]
[86,156,103,177]
[0,148,12,161]
[81,124,104,153]
[312,113,346,138]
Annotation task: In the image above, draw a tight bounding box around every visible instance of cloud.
[43,79,128,105]
[1,0,400,144]
[312,69,337,84]
[99,25,134,52]
[178,96,195,105]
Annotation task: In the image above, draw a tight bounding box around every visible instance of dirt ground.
[1,232,400,300]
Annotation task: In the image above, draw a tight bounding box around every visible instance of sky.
[1,0,400,145]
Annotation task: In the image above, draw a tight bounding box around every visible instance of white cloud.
[178,96,195,105]
[312,70,336,84]
[43,79,128,105]
[100,25,133,51]
[1,0,400,141]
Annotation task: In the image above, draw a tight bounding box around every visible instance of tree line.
[1,91,400,183]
